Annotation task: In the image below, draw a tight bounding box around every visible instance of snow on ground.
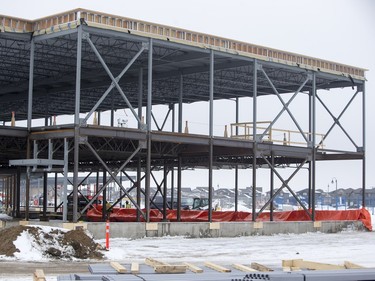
[13,226,72,261]
[99,230,375,268]
[1,228,375,280]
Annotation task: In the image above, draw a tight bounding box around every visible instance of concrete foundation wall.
[2,220,364,239]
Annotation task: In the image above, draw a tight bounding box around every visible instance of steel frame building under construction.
[0,9,367,223]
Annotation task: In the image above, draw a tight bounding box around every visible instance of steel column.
[73,25,83,222]
[145,38,153,222]
[42,172,48,220]
[177,155,182,221]
[178,75,183,133]
[235,97,239,212]
[54,173,57,212]
[171,104,175,209]
[62,138,68,222]
[137,66,143,220]
[12,174,16,217]
[27,38,35,131]
[362,82,366,207]
[208,50,214,221]
[252,60,258,221]
[311,72,316,220]
[16,168,21,217]
[163,161,168,220]
[270,152,274,221]
[102,171,107,221]
[136,157,141,221]
[138,67,143,129]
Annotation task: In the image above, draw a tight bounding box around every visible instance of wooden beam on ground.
[145,257,186,274]
[183,262,204,273]
[145,257,167,267]
[33,269,46,281]
[284,259,345,270]
[251,262,273,272]
[282,259,302,271]
[232,264,257,272]
[154,265,187,274]
[131,262,140,274]
[110,261,127,273]
[204,261,231,273]
[344,261,365,269]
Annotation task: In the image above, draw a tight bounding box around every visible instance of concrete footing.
[1,220,365,239]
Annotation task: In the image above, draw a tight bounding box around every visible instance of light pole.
[331,177,338,210]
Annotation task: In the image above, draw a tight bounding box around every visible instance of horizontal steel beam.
[9,159,64,166]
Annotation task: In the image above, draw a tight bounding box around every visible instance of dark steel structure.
[0,9,366,222]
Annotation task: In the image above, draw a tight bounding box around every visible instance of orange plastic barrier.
[86,207,372,231]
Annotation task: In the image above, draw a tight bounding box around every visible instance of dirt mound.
[0,225,103,260]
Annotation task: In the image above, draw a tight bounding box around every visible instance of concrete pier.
[2,220,365,239]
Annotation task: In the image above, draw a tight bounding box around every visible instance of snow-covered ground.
[1,210,374,280]
[2,226,375,281]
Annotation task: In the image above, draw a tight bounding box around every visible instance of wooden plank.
[344,261,365,269]
[154,265,186,274]
[110,261,127,273]
[145,257,168,267]
[33,269,46,281]
[293,259,345,270]
[204,261,231,273]
[183,262,204,273]
[251,262,273,272]
[232,264,257,272]
[282,259,303,271]
[131,262,140,274]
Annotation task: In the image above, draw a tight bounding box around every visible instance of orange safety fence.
[87,205,372,231]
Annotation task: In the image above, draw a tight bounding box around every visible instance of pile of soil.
[0,225,103,260]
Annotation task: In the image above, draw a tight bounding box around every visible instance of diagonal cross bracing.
[80,141,145,219]
[260,67,310,144]
[259,76,311,142]
[84,33,146,126]
[259,154,311,219]
[316,90,360,149]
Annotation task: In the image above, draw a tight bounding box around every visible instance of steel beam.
[9,159,65,166]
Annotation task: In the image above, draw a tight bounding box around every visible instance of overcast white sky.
[2,0,375,192]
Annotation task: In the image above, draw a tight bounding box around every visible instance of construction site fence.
[87,206,372,231]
